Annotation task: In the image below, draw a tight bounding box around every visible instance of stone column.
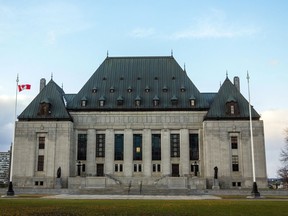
[161,129,171,176]
[105,129,114,174]
[143,129,152,177]
[124,129,133,177]
[86,129,96,176]
[180,129,189,176]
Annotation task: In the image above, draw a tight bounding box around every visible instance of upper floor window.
[117,96,124,106]
[226,97,239,116]
[99,96,105,107]
[96,134,105,157]
[170,134,180,157]
[38,99,51,116]
[135,96,141,107]
[232,155,239,171]
[171,96,178,106]
[39,137,45,149]
[145,86,150,93]
[231,136,238,149]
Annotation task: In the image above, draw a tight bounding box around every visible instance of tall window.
[189,134,199,160]
[96,134,105,157]
[133,134,142,160]
[232,155,239,171]
[38,137,45,149]
[152,134,161,160]
[170,134,180,157]
[114,134,124,160]
[77,134,87,160]
[37,155,44,171]
[231,136,238,149]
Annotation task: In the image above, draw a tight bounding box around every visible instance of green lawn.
[0,198,288,216]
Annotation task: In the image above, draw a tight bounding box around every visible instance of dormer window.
[92,87,97,93]
[81,96,88,107]
[135,96,141,107]
[117,96,124,106]
[127,86,132,93]
[110,86,115,93]
[180,86,186,92]
[162,86,168,92]
[99,96,105,107]
[153,95,159,107]
[171,96,178,105]
[189,95,196,107]
[38,98,51,116]
[226,96,239,116]
[145,86,150,93]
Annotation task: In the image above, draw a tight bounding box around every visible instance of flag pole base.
[251,182,260,198]
[6,181,15,196]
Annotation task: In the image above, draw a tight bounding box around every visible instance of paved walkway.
[42,194,221,200]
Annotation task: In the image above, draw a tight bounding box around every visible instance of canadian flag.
[18,84,31,92]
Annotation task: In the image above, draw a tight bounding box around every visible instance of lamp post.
[247,72,260,197]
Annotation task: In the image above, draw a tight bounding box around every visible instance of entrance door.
[172,164,179,177]
[96,164,104,177]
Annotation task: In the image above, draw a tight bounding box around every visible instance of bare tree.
[278,129,288,186]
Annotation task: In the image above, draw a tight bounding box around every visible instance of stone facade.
[11,56,267,190]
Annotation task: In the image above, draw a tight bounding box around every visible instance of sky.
[0,0,287,178]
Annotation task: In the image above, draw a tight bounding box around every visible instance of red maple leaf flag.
[18,84,31,92]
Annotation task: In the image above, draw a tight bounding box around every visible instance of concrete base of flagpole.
[6,181,15,196]
[249,182,260,198]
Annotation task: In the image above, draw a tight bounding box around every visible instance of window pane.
[37,155,44,171]
[189,134,199,160]
[170,134,180,158]
[152,134,161,160]
[133,134,142,160]
[77,134,87,160]
[96,134,105,157]
[114,134,124,160]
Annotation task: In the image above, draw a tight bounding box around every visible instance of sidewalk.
[42,194,222,200]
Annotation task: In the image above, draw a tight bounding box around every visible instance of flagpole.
[247,71,260,198]
[7,74,18,196]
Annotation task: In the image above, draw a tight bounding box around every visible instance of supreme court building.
[12,55,267,190]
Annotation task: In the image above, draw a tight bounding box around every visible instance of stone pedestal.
[55,178,62,189]
[212,179,220,190]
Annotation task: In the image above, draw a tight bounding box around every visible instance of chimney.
[234,76,240,92]
[40,78,46,92]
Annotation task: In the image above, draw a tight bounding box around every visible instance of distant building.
[12,56,267,189]
[0,151,10,184]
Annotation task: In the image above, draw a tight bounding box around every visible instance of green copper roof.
[205,78,260,120]
[18,79,72,121]
[67,56,209,110]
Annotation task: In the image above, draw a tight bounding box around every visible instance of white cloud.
[171,9,259,40]
[130,27,155,38]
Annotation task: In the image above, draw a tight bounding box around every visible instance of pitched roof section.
[67,56,209,111]
[205,78,260,120]
[18,79,72,121]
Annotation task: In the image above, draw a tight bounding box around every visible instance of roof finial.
[171,49,173,57]
[226,70,228,78]
[107,50,109,58]
[51,73,53,80]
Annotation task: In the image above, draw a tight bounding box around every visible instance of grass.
[1,197,288,216]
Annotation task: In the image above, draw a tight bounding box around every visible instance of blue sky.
[0,0,287,178]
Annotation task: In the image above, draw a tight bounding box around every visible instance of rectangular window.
[170,134,180,158]
[77,134,87,160]
[133,134,142,160]
[133,164,142,172]
[152,163,161,172]
[152,134,161,160]
[231,136,238,149]
[96,134,105,157]
[189,134,199,160]
[114,134,124,160]
[37,155,44,171]
[38,137,45,149]
[232,155,239,171]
